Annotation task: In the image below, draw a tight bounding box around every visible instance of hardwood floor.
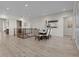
[0,33,79,57]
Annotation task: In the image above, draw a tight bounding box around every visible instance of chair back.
[46,28,51,36]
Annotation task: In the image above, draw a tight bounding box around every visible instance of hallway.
[0,33,79,57]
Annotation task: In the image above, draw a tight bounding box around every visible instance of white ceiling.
[0,1,74,18]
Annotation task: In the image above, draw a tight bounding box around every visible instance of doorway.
[63,17,73,38]
[17,20,22,28]
[17,20,22,37]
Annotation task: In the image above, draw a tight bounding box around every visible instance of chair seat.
[35,35,49,41]
[35,27,51,41]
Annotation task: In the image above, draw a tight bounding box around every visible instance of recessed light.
[6,8,10,10]
[25,4,28,7]
[63,8,66,11]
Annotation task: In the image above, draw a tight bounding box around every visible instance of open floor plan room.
[0,1,79,57]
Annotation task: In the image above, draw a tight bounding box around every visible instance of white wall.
[8,16,30,35]
[73,2,79,49]
[75,15,79,49]
[64,16,73,36]
[9,16,16,35]
[19,17,31,28]
[0,19,3,32]
[30,10,73,37]
[0,10,73,37]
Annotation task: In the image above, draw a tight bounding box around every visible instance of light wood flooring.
[0,33,79,57]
